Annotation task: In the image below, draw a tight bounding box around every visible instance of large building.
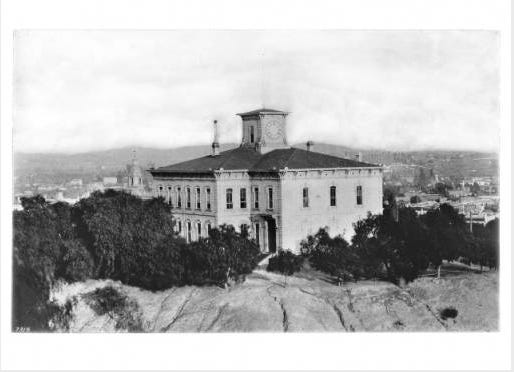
[149,108,383,254]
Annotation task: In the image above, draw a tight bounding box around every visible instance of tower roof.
[236,108,288,117]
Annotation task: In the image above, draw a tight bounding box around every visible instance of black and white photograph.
[0,0,511,370]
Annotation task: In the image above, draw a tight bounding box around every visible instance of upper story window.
[267,187,273,209]
[250,126,255,143]
[186,187,191,209]
[177,187,182,208]
[253,187,259,209]
[240,188,247,208]
[195,187,201,210]
[330,186,336,206]
[226,188,233,209]
[206,187,211,210]
[302,187,309,208]
[356,185,363,205]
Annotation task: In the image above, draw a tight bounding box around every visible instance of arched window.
[226,188,233,209]
[356,185,363,205]
[195,187,201,209]
[253,187,259,209]
[186,187,191,209]
[330,186,336,206]
[267,187,273,209]
[302,187,309,207]
[206,187,211,210]
[240,188,247,208]
[177,187,182,208]
[186,221,192,243]
[168,186,173,206]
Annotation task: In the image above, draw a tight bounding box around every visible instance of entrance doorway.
[266,218,277,253]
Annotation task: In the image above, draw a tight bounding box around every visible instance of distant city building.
[103,176,118,185]
[68,178,83,187]
[150,108,383,254]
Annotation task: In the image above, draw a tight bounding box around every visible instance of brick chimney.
[212,120,220,156]
[306,140,314,152]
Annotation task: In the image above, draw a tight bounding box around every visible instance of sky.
[13,30,499,154]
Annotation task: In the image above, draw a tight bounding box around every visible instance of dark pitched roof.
[151,146,262,174]
[250,148,375,171]
[151,146,378,175]
[236,108,288,116]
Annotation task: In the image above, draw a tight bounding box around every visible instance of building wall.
[214,171,281,252]
[152,176,217,241]
[152,167,383,253]
[279,168,383,253]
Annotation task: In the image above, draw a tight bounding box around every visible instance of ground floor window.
[187,221,192,242]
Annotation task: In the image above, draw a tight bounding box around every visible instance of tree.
[351,208,431,285]
[267,250,303,284]
[181,225,261,287]
[410,195,421,204]
[421,203,475,275]
[13,196,75,330]
[303,228,362,284]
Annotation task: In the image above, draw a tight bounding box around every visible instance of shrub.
[267,250,303,276]
[438,306,458,320]
[83,286,143,332]
[181,225,261,286]
[303,228,361,283]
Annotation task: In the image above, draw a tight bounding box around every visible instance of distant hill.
[14,143,498,186]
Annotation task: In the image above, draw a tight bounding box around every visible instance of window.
[197,222,202,239]
[186,187,191,209]
[240,188,247,208]
[330,186,336,206]
[267,187,273,209]
[250,126,255,143]
[253,187,259,209]
[158,185,163,196]
[255,223,260,245]
[356,186,363,205]
[226,188,233,209]
[240,224,248,237]
[177,187,182,208]
[206,188,211,210]
[168,186,173,206]
[207,223,212,235]
[187,221,192,243]
[178,220,182,233]
[303,187,309,207]
[195,187,201,209]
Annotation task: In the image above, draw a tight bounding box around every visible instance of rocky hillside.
[50,270,498,332]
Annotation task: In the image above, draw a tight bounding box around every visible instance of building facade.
[150,108,383,254]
